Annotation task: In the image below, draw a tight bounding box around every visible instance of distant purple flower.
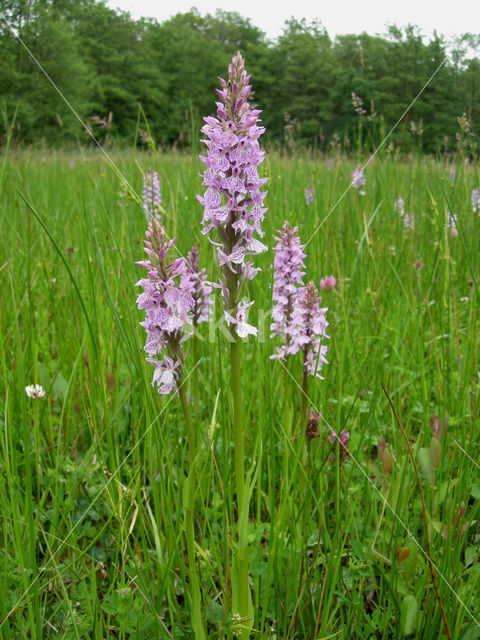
[403,213,415,231]
[143,168,162,219]
[472,188,480,214]
[197,52,268,337]
[69,160,75,170]
[304,184,315,205]
[183,246,212,325]
[351,165,366,194]
[448,211,458,236]
[328,428,350,448]
[319,275,337,290]
[136,219,194,394]
[450,167,456,186]
[326,158,333,172]
[270,222,306,360]
[394,195,405,216]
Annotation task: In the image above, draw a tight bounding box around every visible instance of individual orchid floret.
[197,52,268,338]
[136,218,194,394]
[25,384,46,399]
[270,222,306,360]
[293,281,330,378]
[143,168,162,220]
[472,188,479,214]
[304,184,315,205]
[224,300,257,338]
[319,275,337,290]
[183,246,212,325]
[351,165,366,194]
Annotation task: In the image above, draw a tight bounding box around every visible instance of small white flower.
[25,384,46,399]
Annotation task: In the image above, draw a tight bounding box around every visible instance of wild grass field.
[0,145,479,639]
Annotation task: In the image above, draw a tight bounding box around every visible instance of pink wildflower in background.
[450,167,456,185]
[304,184,315,205]
[403,213,415,231]
[319,275,337,290]
[326,158,333,172]
[143,168,162,219]
[328,428,350,447]
[351,165,366,195]
[394,195,405,216]
[197,52,268,337]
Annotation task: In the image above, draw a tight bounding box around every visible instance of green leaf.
[417,447,434,485]
[401,594,418,636]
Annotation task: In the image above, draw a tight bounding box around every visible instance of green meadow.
[0,146,479,638]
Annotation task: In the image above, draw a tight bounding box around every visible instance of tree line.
[1,0,479,153]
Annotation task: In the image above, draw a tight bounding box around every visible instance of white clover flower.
[25,384,46,399]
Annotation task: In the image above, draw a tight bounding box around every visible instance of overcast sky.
[106,0,480,41]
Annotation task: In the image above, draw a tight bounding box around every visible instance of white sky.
[106,0,480,41]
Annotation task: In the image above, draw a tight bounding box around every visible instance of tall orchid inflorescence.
[270,223,306,360]
[198,52,268,336]
[271,225,329,378]
[143,168,162,220]
[136,219,194,394]
[295,281,330,379]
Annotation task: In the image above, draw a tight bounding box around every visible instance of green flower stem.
[230,337,251,638]
[178,385,206,640]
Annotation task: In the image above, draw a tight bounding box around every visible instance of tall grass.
[0,146,479,639]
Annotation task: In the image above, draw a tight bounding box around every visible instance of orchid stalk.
[198,52,268,638]
[185,245,212,410]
